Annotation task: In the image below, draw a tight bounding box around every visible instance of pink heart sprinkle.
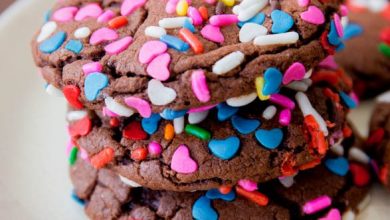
[147,53,171,81]
[52,7,78,22]
[75,3,103,21]
[283,62,306,85]
[318,55,338,69]
[191,70,210,103]
[333,13,344,38]
[121,0,147,16]
[300,6,325,25]
[238,179,258,192]
[171,145,198,174]
[90,27,118,45]
[97,10,115,23]
[319,209,341,220]
[104,36,133,55]
[139,41,168,64]
[201,25,224,43]
[297,0,310,7]
[124,96,152,118]
[82,62,102,75]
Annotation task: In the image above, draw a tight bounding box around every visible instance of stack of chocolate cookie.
[31,0,375,219]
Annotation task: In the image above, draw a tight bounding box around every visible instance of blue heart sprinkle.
[65,39,83,54]
[343,23,363,41]
[84,72,109,101]
[208,136,240,160]
[271,10,293,34]
[325,157,349,176]
[217,103,238,121]
[192,196,218,220]
[255,128,283,150]
[238,13,266,27]
[328,20,341,46]
[263,67,282,96]
[160,109,187,120]
[142,113,161,135]
[71,191,85,206]
[231,115,260,135]
[39,31,67,54]
[206,189,236,201]
[184,18,196,33]
[339,92,357,109]
[160,34,189,52]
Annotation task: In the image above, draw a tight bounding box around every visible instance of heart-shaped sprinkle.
[37,21,57,43]
[82,62,102,75]
[325,157,349,176]
[124,96,152,118]
[263,67,282,96]
[160,109,187,120]
[84,72,109,101]
[188,110,209,124]
[349,163,371,187]
[104,36,133,55]
[39,31,67,54]
[208,136,240,160]
[52,7,78,22]
[192,196,218,220]
[206,189,236,201]
[142,113,161,135]
[171,145,198,174]
[300,6,325,25]
[89,27,118,45]
[121,0,147,16]
[68,116,91,138]
[239,23,267,43]
[201,24,224,43]
[104,97,134,117]
[147,53,171,81]
[226,92,257,107]
[65,39,83,54]
[147,79,177,105]
[191,70,211,103]
[216,103,238,121]
[139,41,168,64]
[231,115,260,135]
[123,121,148,140]
[319,209,341,220]
[74,27,91,39]
[255,128,283,150]
[271,10,293,34]
[63,85,83,109]
[283,62,306,85]
[75,3,103,21]
[238,179,258,192]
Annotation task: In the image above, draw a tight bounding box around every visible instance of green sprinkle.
[378,43,390,58]
[185,124,211,140]
[69,147,78,165]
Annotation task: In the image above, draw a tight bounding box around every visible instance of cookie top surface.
[32,0,344,116]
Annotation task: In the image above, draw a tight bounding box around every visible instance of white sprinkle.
[254,32,299,46]
[357,194,371,212]
[159,17,192,29]
[74,27,91,39]
[262,105,277,120]
[278,175,295,188]
[67,110,88,122]
[45,84,63,97]
[119,175,142,187]
[348,147,370,164]
[376,90,390,103]
[226,92,257,107]
[286,81,309,92]
[173,117,185,134]
[238,1,268,21]
[104,97,134,117]
[212,51,245,75]
[239,23,267,43]
[342,210,356,220]
[147,79,177,106]
[37,21,57,43]
[330,144,344,156]
[188,110,209,124]
[295,92,329,136]
[145,26,167,38]
[304,69,313,79]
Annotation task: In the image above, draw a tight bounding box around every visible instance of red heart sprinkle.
[350,163,371,187]
[69,116,92,138]
[123,121,147,140]
[63,85,83,109]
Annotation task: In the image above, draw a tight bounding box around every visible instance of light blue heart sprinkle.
[206,189,236,201]
[142,113,161,135]
[65,39,83,54]
[208,136,240,160]
[255,128,284,150]
[84,72,109,101]
[192,196,218,220]
[216,103,238,121]
[39,31,67,54]
[231,115,260,135]
[263,67,282,96]
[271,10,293,34]
[325,157,349,176]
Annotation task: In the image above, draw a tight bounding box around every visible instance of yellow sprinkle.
[164,123,175,141]
[176,0,189,16]
[222,0,235,7]
[255,77,270,101]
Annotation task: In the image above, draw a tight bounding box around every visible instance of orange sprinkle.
[179,28,204,54]
[131,148,148,161]
[299,158,321,171]
[164,123,175,140]
[198,6,208,20]
[304,115,328,155]
[281,153,298,177]
[108,16,128,29]
[90,147,115,169]
[236,186,269,206]
[323,88,340,103]
[218,185,232,195]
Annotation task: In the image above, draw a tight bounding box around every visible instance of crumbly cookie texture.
[32,0,344,115]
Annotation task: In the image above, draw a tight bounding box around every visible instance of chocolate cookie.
[368,91,390,190]
[66,66,357,191]
[32,0,345,116]
[335,0,390,98]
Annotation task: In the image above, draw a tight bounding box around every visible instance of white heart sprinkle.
[254,32,299,46]
[212,51,245,75]
[119,175,142,187]
[67,110,88,121]
[226,92,257,107]
[145,26,167,38]
[239,23,267,43]
[74,27,91,39]
[174,117,185,134]
[37,21,57,43]
[278,175,295,188]
[105,97,134,117]
[188,110,209,124]
[147,79,177,105]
